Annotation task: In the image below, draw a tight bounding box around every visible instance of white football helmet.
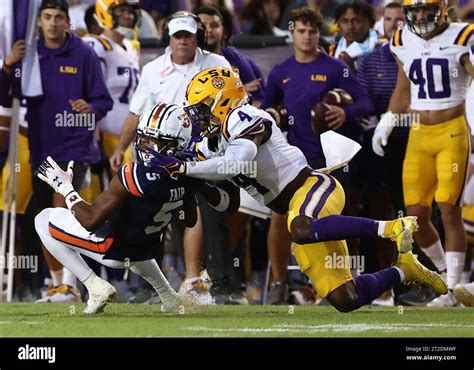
[135,103,192,165]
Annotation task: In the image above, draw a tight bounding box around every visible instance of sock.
[310,215,376,242]
[130,260,177,302]
[446,251,465,290]
[63,268,77,288]
[354,267,402,307]
[461,271,471,284]
[82,272,99,289]
[422,240,446,272]
[50,269,63,287]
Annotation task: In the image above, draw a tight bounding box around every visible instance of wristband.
[65,190,83,210]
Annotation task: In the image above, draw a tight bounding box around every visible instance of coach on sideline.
[109,11,230,170]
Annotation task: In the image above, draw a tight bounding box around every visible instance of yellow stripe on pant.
[287,173,353,298]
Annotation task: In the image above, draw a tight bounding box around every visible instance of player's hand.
[372,112,395,157]
[37,156,75,196]
[69,99,92,114]
[5,40,26,66]
[325,105,346,130]
[110,149,124,172]
[147,147,186,180]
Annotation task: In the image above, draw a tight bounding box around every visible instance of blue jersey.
[104,161,200,261]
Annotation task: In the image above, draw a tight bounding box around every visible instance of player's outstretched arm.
[37,156,129,231]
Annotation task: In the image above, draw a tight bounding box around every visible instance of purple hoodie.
[1,32,113,167]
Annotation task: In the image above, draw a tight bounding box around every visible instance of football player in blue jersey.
[34,103,238,314]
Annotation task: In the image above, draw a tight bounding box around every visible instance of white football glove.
[372,112,395,157]
[37,156,75,197]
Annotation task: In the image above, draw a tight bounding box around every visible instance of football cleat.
[178,276,214,306]
[453,282,474,307]
[35,284,81,304]
[395,252,448,295]
[82,276,117,315]
[382,216,419,253]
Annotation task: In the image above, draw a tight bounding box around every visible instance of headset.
[161,11,207,48]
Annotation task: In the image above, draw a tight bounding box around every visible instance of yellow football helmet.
[403,0,449,38]
[185,67,247,137]
[95,0,140,30]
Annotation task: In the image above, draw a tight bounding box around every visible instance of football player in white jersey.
[372,0,474,306]
[147,67,447,313]
[83,0,141,169]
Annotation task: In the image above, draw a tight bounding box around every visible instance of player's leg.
[402,122,448,275]
[266,212,291,304]
[34,207,117,313]
[180,207,213,304]
[428,118,470,306]
[287,174,446,312]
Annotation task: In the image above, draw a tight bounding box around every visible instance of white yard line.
[185,323,474,334]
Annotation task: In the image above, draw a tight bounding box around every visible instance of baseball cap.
[39,0,69,15]
[168,16,198,36]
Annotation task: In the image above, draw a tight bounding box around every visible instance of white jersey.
[83,34,140,135]
[196,104,308,206]
[391,23,474,111]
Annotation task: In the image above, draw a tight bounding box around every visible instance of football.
[311,88,353,134]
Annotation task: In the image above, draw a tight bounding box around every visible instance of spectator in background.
[355,1,406,306]
[263,7,372,303]
[329,1,380,72]
[197,5,265,106]
[241,0,289,36]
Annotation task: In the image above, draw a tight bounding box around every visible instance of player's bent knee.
[326,281,359,313]
[34,208,53,234]
[290,216,313,244]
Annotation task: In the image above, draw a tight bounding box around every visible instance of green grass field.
[0,303,473,337]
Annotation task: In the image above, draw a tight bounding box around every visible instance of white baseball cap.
[168,16,198,36]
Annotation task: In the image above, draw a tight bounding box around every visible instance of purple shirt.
[263,52,372,161]
[25,33,113,167]
[222,46,265,102]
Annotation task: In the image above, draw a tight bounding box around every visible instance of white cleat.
[35,284,81,303]
[178,277,214,306]
[82,276,117,315]
[426,291,459,307]
[453,282,474,307]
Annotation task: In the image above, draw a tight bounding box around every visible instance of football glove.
[147,147,186,180]
[37,156,75,196]
[372,112,395,157]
